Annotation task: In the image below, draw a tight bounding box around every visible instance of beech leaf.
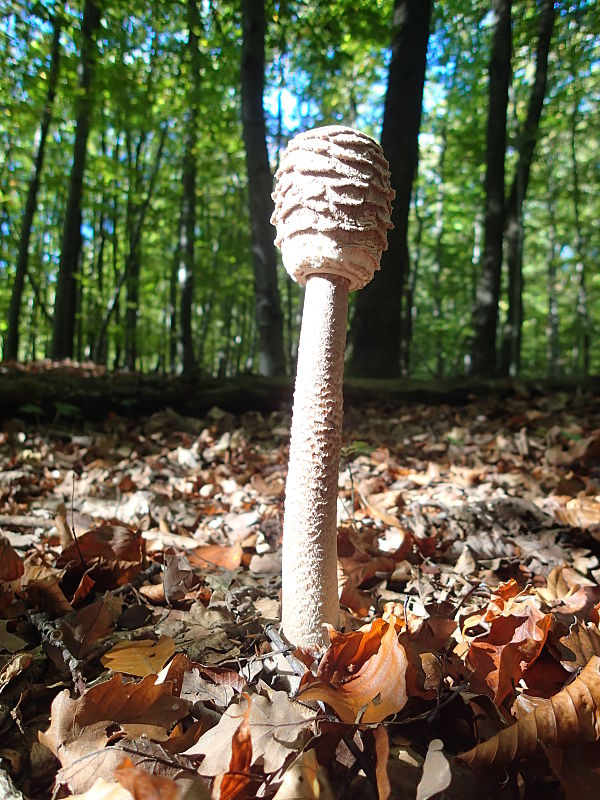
[298,617,408,723]
[457,655,600,768]
[100,636,176,676]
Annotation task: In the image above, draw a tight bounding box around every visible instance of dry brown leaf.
[56,524,144,589]
[116,757,183,799]
[462,581,552,705]
[187,542,242,572]
[558,622,600,672]
[69,778,133,799]
[186,691,309,775]
[61,594,123,658]
[372,726,391,800]
[22,563,72,614]
[298,617,408,724]
[456,655,600,768]
[101,637,176,676]
[272,750,334,800]
[546,741,600,800]
[211,693,253,800]
[40,673,189,767]
[0,651,34,692]
[0,536,24,580]
[163,552,197,603]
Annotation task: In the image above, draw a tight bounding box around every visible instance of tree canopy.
[0,0,598,378]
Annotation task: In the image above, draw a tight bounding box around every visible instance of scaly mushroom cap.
[271,126,395,291]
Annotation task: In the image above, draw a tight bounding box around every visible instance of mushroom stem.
[270,125,394,652]
[281,274,349,649]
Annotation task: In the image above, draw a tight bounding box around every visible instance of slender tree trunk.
[241,0,286,376]
[179,0,203,376]
[502,0,555,376]
[124,241,141,370]
[545,163,560,377]
[348,0,432,378]
[470,0,512,377]
[5,12,62,360]
[570,99,590,375]
[51,0,101,359]
[169,206,183,373]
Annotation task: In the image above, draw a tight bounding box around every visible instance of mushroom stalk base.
[281,274,349,650]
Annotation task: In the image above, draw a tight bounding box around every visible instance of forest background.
[0,0,598,383]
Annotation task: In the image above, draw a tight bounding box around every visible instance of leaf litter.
[1,388,600,798]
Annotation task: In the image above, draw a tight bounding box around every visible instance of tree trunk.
[124,242,141,371]
[348,0,432,378]
[502,0,555,376]
[470,0,511,377]
[179,0,204,376]
[545,163,560,377]
[240,0,286,377]
[570,98,590,375]
[5,12,62,361]
[51,0,101,359]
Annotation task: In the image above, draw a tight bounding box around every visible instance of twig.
[28,611,85,694]
[112,561,162,595]
[0,515,55,529]
[264,624,307,677]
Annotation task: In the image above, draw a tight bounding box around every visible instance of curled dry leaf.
[456,655,600,769]
[211,693,253,800]
[298,617,408,724]
[56,524,144,589]
[60,593,123,658]
[462,580,552,705]
[558,622,600,672]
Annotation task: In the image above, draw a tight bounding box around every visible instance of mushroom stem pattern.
[271,126,394,651]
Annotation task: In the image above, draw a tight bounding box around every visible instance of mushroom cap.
[271,126,395,291]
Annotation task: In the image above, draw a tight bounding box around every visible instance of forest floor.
[1,370,600,799]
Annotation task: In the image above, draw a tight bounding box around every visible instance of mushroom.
[271,126,394,650]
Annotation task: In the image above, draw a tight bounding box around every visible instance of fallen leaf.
[101,637,176,676]
[416,739,451,800]
[212,693,253,800]
[40,673,189,768]
[272,750,334,800]
[116,757,183,799]
[186,691,310,775]
[546,741,600,800]
[61,594,123,658]
[456,655,600,768]
[57,524,144,589]
[69,778,133,799]
[298,617,408,723]
[0,536,24,580]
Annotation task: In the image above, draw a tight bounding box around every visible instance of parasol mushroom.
[271,126,394,650]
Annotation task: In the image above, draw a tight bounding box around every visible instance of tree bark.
[179,0,204,376]
[5,11,62,361]
[502,0,555,376]
[545,163,560,377]
[51,0,101,360]
[570,98,590,375]
[470,0,512,377]
[241,0,286,377]
[348,0,432,378]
